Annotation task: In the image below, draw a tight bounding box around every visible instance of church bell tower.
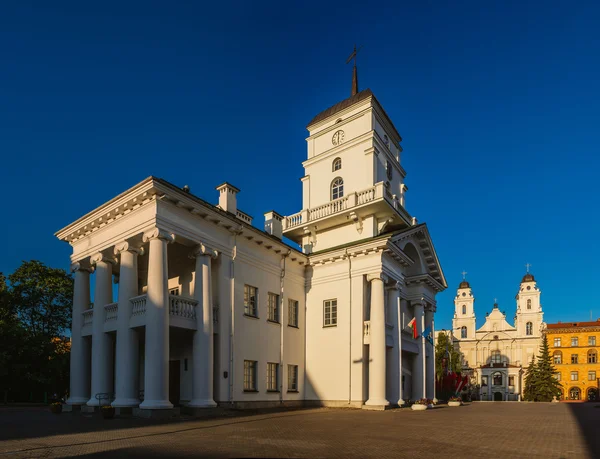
[515,270,544,338]
[453,278,476,340]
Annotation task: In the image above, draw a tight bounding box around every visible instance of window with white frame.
[288,299,298,327]
[553,350,562,364]
[588,350,597,364]
[554,337,561,347]
[244,360,257,391]
[589,371,596,381]
[526,322,533,336]
[491,350,501,364]
[287,364,298,392]
[461,326,467,339]
[554,372,561,381]
[267,292,279,323]
[571,337,578,347]
[571,354,578,364]
[324,299,337,327]
[589,336,596,346]
[331,178,344,200]
[332,158,342,171]
[266,362,279,391]
[244,285,258,317]
[570,371,578,381]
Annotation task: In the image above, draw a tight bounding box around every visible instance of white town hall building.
[56,80,447,413]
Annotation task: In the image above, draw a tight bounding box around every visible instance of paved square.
[0,403,598,458]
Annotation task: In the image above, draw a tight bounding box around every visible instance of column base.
[433,398,439,404]
[398,399,406,406]
[67,396,89,406]
[112,398,140,408]
[365,398,389,407]
[188,399,217,408]
[139,399,174,410]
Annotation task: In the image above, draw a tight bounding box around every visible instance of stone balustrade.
[82,309,93,326]
[169,295,197,320]
[104,303,118,322]
[130,294,147,317]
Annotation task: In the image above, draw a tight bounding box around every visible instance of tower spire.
[346,45,362,96]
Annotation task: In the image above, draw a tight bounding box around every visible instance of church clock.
[332,130,345,146]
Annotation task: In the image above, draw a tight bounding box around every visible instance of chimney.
[216,182,239,215]
[264,211,283,239]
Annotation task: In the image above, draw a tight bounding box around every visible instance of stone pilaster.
[365,273,389,406]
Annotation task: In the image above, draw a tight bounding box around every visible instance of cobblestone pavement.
[0,402,598,458]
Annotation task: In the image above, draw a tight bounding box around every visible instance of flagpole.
[432,318,438,404]
[421,301,426,400]
[397,292,405,406]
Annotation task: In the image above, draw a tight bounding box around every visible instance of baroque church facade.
[446,273,545,401]
[56,77,447,413]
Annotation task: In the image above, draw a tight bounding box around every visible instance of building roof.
[546,319,600,330]
[459,280,470,289]
[521,273,535,283]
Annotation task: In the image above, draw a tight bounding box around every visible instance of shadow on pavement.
[566,402,600,458]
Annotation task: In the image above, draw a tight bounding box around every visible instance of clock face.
[332,130,345,146]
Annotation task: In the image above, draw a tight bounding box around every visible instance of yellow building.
[546,320,600,401]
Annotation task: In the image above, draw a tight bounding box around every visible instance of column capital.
[114,241,144,256]
[367,272,388,283]
[142,228,174,244]
[386,280,402,291]
[71,262,94,274]
[189,243,218,260]
[90,252,117,266]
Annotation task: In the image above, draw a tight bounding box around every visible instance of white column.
[365,274,389,406]
[112,242,142,407]
[139,229,173,410]
[189,244,218,408]
[411,302,425,400]
[432,317,437,403]
[388,282,401,406]
[67,262,92,405]
[425,309,435,399]
[87,253,115,406]
[396,292,405,406]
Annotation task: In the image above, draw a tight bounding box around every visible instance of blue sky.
[1,1,599,331]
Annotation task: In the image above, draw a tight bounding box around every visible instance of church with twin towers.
[56,62,447,414]
[444,268,545,401]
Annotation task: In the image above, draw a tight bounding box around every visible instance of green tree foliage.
[1,261,73,402]
[523,335,562,402]
[435,332,462,378]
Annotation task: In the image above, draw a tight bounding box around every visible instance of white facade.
[56,87,447,411]
[441,274,544,401]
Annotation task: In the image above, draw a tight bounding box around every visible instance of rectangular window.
[243,360,257,391]
[266,362,279,391]
[267,292,279,323]
[244,285,258,317]
[588,371,597,381]
[482,376,488,387]
[589,336,596,346]
[570,371,578,381]
[323,299,337,327]
[554,337,561,347]
[288,299,298,327]
[571,354,578,364]
[554,373,561,381]
[287,364,298,392]
[571,337,578,347]
[508,376,515,386]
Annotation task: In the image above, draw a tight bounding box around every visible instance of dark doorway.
[169,360,180,406]
[494,391,503,401]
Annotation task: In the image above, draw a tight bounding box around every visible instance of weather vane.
[346,44,363,96]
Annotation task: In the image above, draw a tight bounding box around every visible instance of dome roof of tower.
[459,281,470,289]
[521,273,535,283]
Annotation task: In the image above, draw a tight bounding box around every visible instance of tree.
[435,331,462,378]
[532,334,562,402]
[523,356,537,401]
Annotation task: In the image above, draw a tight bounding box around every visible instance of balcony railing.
[169,295,197,320]
[104,303,118,322]
[130,294,147,317]
[82,309,93,326]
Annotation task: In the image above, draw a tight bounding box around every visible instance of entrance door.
[169,360,181,406]
[494,391,503,401]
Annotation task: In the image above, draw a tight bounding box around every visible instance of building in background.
[56,75,446,414]
[545,320,600,401]
[439,273,545,401]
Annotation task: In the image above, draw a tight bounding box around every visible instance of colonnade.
[364,273,434,406]
[67,227,218,410]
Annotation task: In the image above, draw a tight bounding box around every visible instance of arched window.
[491,350,501,363]
[332,158,342,171]
[461,326,467,339]
[526,322,533,335]
[331,177,344,200]
[527,299,531,309]
[588,350,597,364]
[493,372,502,386]
[553,350,562,364]
[569,387,581,400]
[462,305,466,315]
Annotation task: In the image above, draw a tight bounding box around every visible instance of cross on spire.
[494,298,497,303]
[461,270,467,280]
[525,263,531,273]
